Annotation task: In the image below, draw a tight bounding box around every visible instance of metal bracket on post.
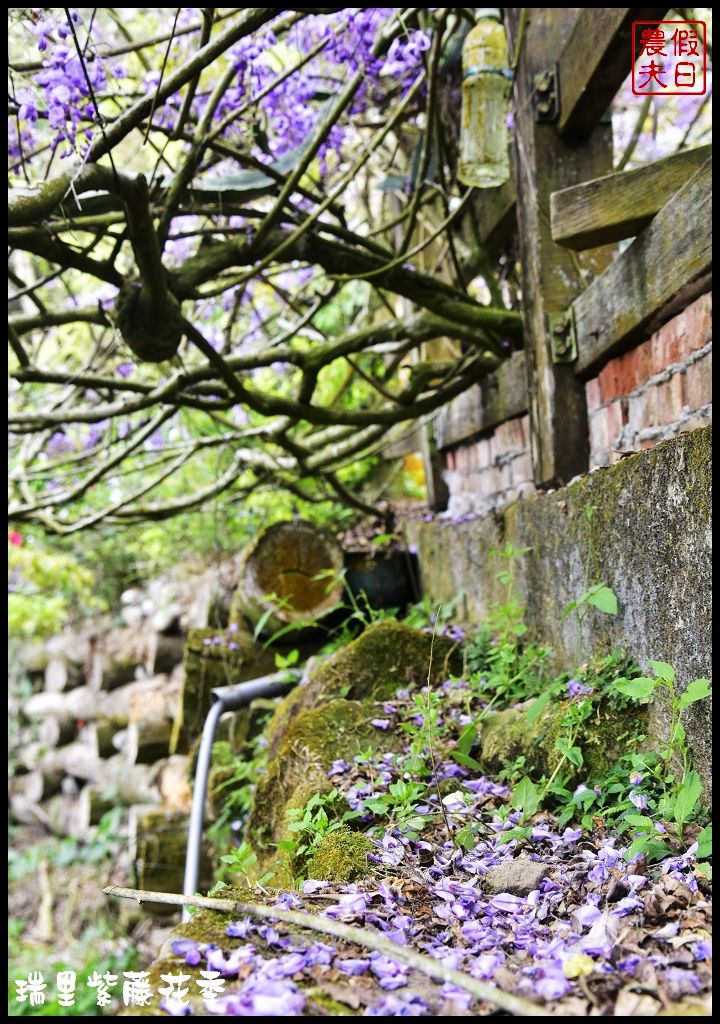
[534,66,559,122]
[548,308,577,364]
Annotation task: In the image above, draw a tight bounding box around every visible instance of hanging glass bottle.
[458,9,511,188]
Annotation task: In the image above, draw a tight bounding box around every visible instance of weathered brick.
[511,452,533,485]
[654,373,686,426]
[598,360,622,404]
[506,416,526,453]
[500,461,514,492]
[615,348,643,395]
[588,408,608,455]
[466,471,480,494]
[454,446,470,472]
[589,400,624,456]
[684,350,712,411]
[653,293,712,368]
[476,437,492,469]
[631,336,656,386]
[628,388,657,432]
[479,465,502,496]
[607,399,626,444]
[656,319,686,368]
[585,377,602,412]
[682,409,712,432]
[488,431,501,466]
[493,417,525,457]
[682,292,712,353]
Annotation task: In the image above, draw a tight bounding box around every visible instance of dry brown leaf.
[614,985,662,1016]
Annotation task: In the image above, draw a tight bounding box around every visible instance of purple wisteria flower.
[160,997,191,1016]
[226,919,253,938]
[370,952,409,990]
[207,978,305,1016]
[171,939,202,966]
[328,758,351,777]
[337,958,370,976]
[567,678,593,698]
[629,790,649,810]
[325,891,367,918]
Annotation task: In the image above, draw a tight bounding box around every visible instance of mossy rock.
[170,627,276,754]
[120,886,276,1016]
[266,620,463,758]
[246,698,405,876]
[306,828,373,883]
[480,698,647,781]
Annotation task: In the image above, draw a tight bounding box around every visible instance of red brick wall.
[441,293,711,516]
[443,414,533,519]
[586,293,712,468]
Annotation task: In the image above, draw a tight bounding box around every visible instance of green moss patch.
[481,698,647,782]
[267,620,463,757]
[246,698,404,876]
[306,828,373,883]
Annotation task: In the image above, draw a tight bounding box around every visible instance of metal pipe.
[181,669,302,922]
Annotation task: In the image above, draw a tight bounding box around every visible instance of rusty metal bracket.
[548,308,577,363]
[534,66,558,122]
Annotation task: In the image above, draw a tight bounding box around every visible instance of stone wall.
[405,426,712,791]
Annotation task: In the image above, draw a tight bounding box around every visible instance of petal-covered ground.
[153,681,712,1017]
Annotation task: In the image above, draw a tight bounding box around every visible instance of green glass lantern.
[458,8,512,188]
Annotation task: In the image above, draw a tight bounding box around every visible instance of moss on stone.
[170,627,275,754]
[266,620,463,758]
[306,828,373,883]
[246,698,404,874]
[407,426,712,796]
[304,989,358,1015]
[481,698,646,782]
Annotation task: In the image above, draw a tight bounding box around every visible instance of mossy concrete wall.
[405,427,712,790]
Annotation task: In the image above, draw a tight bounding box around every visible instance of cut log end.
[233,519,344,636]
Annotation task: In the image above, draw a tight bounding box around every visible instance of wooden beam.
[472,172,516,255]
[574,158,711,376]
[551,144,711,250]
[506,8,615,488]
[435,352,527,450]
[557,8,668,139]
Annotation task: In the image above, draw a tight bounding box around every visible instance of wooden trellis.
[401,7,711,501]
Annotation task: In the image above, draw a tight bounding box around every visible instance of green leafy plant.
[364,779,430,835]
[561,506,619,656]
[561,582,619,622]
[607,662,711,858]
[219,839,274,887]
[274,647,300,674]
[282,789,361,875]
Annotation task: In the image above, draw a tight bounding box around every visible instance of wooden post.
[505,9,616,487]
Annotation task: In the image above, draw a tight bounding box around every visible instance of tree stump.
[231,519,344,637]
